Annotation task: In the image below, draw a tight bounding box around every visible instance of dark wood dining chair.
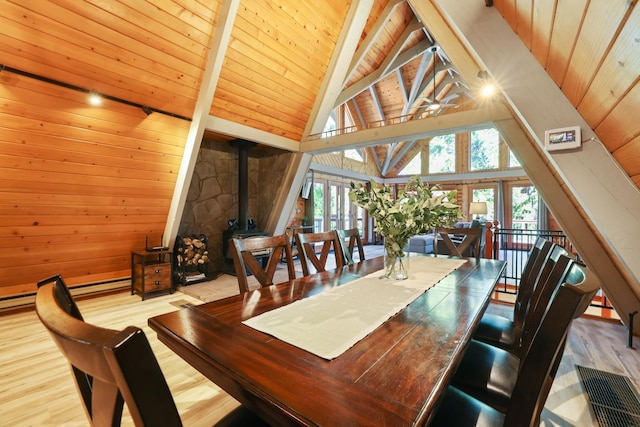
[337,228,365,265]
[230,234,296,293]
[449,255,584,413]
[429,264,600,427]
[295,230,345,276]
[35,275,266,427]
[434,227,483,261]
[473,237,555,351]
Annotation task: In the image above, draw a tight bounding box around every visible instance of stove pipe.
[230,139,256,230]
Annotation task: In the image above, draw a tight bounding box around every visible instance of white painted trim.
[302,103,512,154]
[205,116,299,151]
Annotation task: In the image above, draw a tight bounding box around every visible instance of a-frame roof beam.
[343,0,406,86]
[164,0,240,248]
[388,139,419,171]
[334,37,432,108]
[404,52,431,114]
[380,17,424,76]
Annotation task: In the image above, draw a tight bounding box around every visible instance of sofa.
[407,221,483,254]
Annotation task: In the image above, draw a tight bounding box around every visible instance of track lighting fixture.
[0,64,190,121]
[88,90,102,106]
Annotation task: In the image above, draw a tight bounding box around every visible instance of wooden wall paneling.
[0,73,187,296]
[595,83,640,152]
[493,0,517,31]
[0,0,219,118]
[3,1,207,83]
[514,0,533,49]
[613,135,640,184]
[242,2,339,60]
[215,78,309,130]
[217,53,315,108]
[562,1,629,106]
[0,79,188,156]
[578,4,640,127]
[545,0,588,86]
[0,15,197,118]
[530,0,556,68]
[0,133,180,176]
[212,90,306,139]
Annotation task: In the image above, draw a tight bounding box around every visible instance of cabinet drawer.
[133,262,171,292]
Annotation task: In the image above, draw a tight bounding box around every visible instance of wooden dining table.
[149,254,506,426]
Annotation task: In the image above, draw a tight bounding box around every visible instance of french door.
[313,179,365,239]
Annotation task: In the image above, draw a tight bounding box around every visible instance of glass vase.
[382,238,409,280]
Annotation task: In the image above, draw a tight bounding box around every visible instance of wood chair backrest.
[35,275,181,427]
[337,228,365,265]
[434,227,483,262]
[504,267,599,427]
[519,251,582,356]
[230,234,296,293]
[295,230,345,276]
[513,238,555,329]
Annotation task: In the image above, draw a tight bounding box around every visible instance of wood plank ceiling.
[2,0,636,183]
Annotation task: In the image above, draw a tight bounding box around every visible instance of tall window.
[511,185,538,230]
[508,149,521,168]
[344,149,364,162]
[428,134,455,173]
[470,128,499,170]
[471,188,495,220]
[399,152,421,175]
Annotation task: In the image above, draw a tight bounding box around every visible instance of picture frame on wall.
[544,126,581,151]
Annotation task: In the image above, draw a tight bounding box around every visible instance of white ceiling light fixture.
[477,70,496,99]
[88,90,102,106]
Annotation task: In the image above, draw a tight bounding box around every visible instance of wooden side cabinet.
[131,249,173,300]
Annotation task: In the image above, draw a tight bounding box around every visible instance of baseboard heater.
[0,277,130,312]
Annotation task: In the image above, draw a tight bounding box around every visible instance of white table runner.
[242,256,466,359]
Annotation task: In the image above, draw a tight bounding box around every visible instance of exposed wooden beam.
[163,0,240,249]
[343,0,406,86]
[380,17,424,76]
[396,68,409,105]
[387,139,418,172]
[404,52,430,114]
[334,38,432,108]
[204,116,299,151]
[434,0,640,330]
[301,103,511,153]
[369,86,386,124]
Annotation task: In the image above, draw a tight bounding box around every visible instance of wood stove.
[223,139,270,273]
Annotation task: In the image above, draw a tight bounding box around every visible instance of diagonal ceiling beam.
[404,51,431,114]
[163,0,240,247]
[387,139,419,172]
[343,0,406,86]
[334,37,432,108]
[380,17,424,76]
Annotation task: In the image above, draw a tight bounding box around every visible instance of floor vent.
[577,365,640,427]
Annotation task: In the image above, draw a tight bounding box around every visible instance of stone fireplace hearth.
[178,138,293,273]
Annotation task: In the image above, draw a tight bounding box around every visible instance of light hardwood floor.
[1,273,638,426]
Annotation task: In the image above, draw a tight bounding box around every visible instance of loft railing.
[487,227,613,312]
[304,112,427,141]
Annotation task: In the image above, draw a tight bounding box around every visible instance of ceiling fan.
[419,46,458,114]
